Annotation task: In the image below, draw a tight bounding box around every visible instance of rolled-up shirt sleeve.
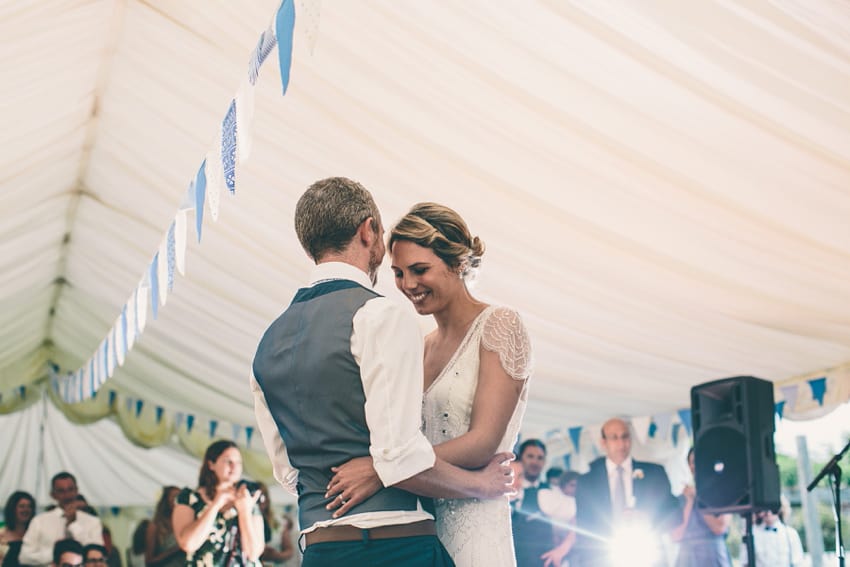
[251,374,299,494]
[352,297,436,487]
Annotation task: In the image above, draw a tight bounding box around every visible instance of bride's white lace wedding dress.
[422,305,533,567]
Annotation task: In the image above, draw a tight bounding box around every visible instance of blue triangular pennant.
[568,426,582,454]
[187,414,195,433]
[562,453,571,470]
[672,423,682,447]
[677,409,692,437]
[648,421,658,439]
[155,406,164,424]
[808,377,827,406]
[194,161,207,242]
[135,399,144,418]
[275,0,296,95]
[209,420,219,438]
[775,401,786,419]
[246,426,254,447]
[108,390,116,407]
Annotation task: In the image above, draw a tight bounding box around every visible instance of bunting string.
[49,0,302,403]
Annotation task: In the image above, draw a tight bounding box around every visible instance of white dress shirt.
[606,458,635,509]
[538,489,576,523]
[740,521,804,567]
[252,262,436,533]
[19,507,103,566]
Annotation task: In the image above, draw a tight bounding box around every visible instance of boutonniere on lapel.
[632,468,645,480]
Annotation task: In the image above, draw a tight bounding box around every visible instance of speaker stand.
[807,439,848,567]
[743,513,756,567]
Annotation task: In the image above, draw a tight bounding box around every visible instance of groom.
[251,177,514,567]
[571,418,680,567]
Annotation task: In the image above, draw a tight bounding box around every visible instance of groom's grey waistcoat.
[252,279,420,529]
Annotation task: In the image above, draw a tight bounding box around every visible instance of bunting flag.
[166,221,176,291]
[671,423,682,447]
[631,415,651,445]
[175,412,184,430]
[648,420,658,439]
[248,23,277,86]
[236,80,255,162]
[677,409,693,437]
[246,426,254,448]
[205,144,223,221]
[808,377,827,406]
[155,406,164,424]
[135,399,144,418]
[136,284,148,334]
[568,426,582,454]
[194,162,206,242]
[276,0,296,95]
[149,255,160,320]
[174,211,187,275]
[108,390,116,407]
[222,100,238,194]
[232,423,243,442]
[780,384,799,412]
[775,401,786,419]
[157,238,169,306]
[653,413,673,440]
[562,453,571,470]
[209,420,219,438]
[186,415,195,433]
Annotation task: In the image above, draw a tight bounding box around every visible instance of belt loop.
[361,528,370,545]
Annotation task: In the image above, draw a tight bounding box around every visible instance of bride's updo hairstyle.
[389,202,485,283]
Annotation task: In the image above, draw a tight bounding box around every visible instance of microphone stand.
[808,439,849,567]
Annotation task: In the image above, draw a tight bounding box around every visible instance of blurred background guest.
[144,487,182,567]
[1,492,36,567]
[670,448,731,567]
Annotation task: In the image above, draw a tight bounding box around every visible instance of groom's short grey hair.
[295,177,382,262]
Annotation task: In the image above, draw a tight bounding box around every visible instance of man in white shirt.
[20,473,103,566]
[740,508,804,567]
[251,177,514,566]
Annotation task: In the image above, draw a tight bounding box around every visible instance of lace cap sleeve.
[481,306,533,381]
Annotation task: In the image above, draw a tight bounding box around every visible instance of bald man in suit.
[571,419,680,567]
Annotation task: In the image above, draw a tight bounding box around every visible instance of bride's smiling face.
[391,240,461,315]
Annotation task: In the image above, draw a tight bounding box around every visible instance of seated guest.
[125,520,148,567]
[1,491,36,567]
[51,540,83,567]
[81,545,107,567]
[20,474,102,567]
[572,418,680,567]
[671,448,731,567]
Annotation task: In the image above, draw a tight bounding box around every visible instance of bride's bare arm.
[432,346,524,469]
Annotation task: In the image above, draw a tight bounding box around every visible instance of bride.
[328,202,533,566]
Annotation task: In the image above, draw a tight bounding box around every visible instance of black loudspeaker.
[690,376,780,514]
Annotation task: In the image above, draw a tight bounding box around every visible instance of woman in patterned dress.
[328,202,533,566]
[173,441,265,567]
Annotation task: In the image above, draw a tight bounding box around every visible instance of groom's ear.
[355,216,376,246]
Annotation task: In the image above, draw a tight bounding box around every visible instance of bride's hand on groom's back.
[325,456,383,518]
